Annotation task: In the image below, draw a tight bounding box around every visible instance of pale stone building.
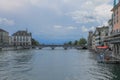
[94,26,109,47]
[12,30,32,46]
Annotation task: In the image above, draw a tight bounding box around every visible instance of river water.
[0,48,120,80]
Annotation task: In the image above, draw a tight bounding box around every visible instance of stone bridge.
[32,45,87,50]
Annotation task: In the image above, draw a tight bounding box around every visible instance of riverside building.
[0,29,9,46]
[88,31,93,49]
[112,0,120,59]
[105,0,120,59]
[12,30,32,46]
[94,26,109,47]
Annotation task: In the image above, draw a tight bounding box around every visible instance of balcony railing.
[111,30,120,36]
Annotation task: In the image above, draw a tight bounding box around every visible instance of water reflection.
[0,50,33,80]
[0,49,120,80]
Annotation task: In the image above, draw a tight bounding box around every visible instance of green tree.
[74,40,78,45]
[68,41,72,45]
[79,38,87,45]
[32,38,40,46]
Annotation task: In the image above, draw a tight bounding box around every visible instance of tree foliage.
[32,38,40,46]
[68,41,72,45]
[79,38,87,45]
[74,40,78,45]
[64,38,87,46]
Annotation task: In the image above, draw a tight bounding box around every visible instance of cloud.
[53,25,77,31]
[32,25,79,40]
[66,0,112,25]
[0,0,28,12]
[81,26,95,32]
[54,25,63,29]
[67,11,96,23]
[0,17,15,26]
[67,26,77,30]
[0,0,113,43]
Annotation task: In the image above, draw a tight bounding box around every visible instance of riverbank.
[89,48,120,64]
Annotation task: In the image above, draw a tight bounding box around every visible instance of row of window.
[13,38,31,42]
[113,15,119,24]
[12,36,31,42]
[112,29,120,33]
[113,7,119,24]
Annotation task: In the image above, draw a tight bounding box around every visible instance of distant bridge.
[32,45,87,50]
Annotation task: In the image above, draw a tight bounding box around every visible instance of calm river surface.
[0,48,120,80]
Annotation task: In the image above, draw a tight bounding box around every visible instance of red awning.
[97,46,109,49]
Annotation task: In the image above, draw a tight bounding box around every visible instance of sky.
[0,0,113,44]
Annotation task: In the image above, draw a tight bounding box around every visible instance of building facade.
[12,30,32,46]
[106,0,120,59]
[88,31,93,49]
[92,33,96,50]
[94,26,109,47]
[9,36,13,46]
[108,19,113,36]
[112,0,120,33]
[0,29,9,46]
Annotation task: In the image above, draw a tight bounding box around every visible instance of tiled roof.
[0,29,8,33]
[12,30,31,36]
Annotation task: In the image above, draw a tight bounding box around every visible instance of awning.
[97,46,109,49]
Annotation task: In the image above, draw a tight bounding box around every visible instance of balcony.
[111,30,120,37]
[104,34,120,43]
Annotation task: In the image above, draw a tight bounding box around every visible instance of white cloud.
[66,0,112,25]
[81,26,88,32]
[0,0,29,12]
[81,26,95,32]
[0,0,113,17]
[54,25,63,29]
[0,0,113,43]
[67,11,96,23]
[67,26,77,30]
[0,17,15,26]
[53,25,77,30]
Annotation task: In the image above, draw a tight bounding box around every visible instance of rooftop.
[12,30,31,36]
[112,2,120,11]
[0,29,8,33]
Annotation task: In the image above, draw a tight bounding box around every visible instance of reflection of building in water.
[0,51,33,80]
[14,53,33,64]
[11,53,33,80]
